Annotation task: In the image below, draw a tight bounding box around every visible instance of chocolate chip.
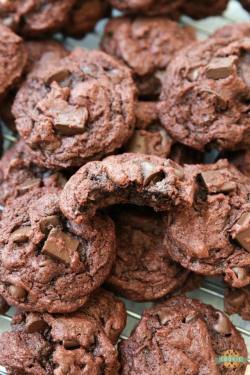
[200,170,236,194]
[17,178,41,193]
[206,56,235,80]
[184,312,198,324]
[0,296,9,315]
[42,228,80,264]
[213,311,232,335]
[157,311,171,325]
[46,69,70,85]
[9,285,27,300]
[63,339,80,349]
[141,162,165,186]
[187,67,199,81]
[40,215,60,234]
[25,313,48,333]
[232,267,248,281]
[11,226,32,243]
[234,212,250,252]
[54,107,89,136]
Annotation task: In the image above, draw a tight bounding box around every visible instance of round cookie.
[159,37,250,151]
[124,102,173,157]
[225,286,250,320]
[106,0,183,16]
[0,188,116,313]
[165,160,250,287]
[0,39,67,132]
[0,23,27,99]
[0,314,119,375]
[119,295,247,375]
[0,0,75,37]
[239,0,250,12]
[12,48,136,169]
[107,206,189,301]
[60,153,193,223]
[181,0,229,19]
[101,17,196,98]
[0,140,66,206]
[64,0,111,38]
[12,288,126,344]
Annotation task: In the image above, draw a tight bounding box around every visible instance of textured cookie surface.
[13,49,136,169]
[0,188,116,313]
[159,37,250,151]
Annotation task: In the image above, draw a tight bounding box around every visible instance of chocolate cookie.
[0,0,75,37]
[12,287,126,344]
[60,153,192,223]
[0,24,27,99]
[239,0,250,11]
[107,206,189,301]
[159,37,250,151]
[166,160,250,287]
[64,0,111,38]
[182,0,229,19]
[225,286,250,320]
[106,0,183,16]
[13,49,136,169]
[0,39,67,132]
[0,313,119,375]
[0,188,116,313]
[0,140,66,206]
[124,102,173,157]
[119,295,247,375]
[101,17,196,97]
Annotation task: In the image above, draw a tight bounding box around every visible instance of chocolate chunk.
[46,69,70,85]
[157,310,171,325]
[206,56,235,80]
[240,53,250,89]
[54,107,89,136]
[213,311,232,335]
[42,228,80,264]
[63,339,80,349]
[232,267,248,281]
[184,312,198,324]
[141,162,164,186]
[40,215,60,234]
[234,212,250,252]
[200,170,236,193]
[9,285,27,300]
[11,227,32,243]
[17,178,41,193]
[25,313,48,334]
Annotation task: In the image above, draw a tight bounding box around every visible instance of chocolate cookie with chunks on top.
[225,286,250,320]
[181,0,229,19]
[12,49,136,169]
[60,153,193,223]
[101,17,196,98]
[119,295,247,375]
[0,188,116,313]
[0,140,67,207]
[0,312,120,375]
[106,205,189,301]
[165,160,250,287]
[0,0,75,37]
[12,288,126,344]
[159,37,250,151]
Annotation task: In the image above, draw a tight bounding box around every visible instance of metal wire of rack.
[0,1,250,374]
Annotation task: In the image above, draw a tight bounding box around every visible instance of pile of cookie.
[0,0,249,374]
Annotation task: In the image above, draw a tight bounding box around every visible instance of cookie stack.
[0,0,249,374]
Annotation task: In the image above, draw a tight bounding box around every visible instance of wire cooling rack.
[0,1,250,373]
